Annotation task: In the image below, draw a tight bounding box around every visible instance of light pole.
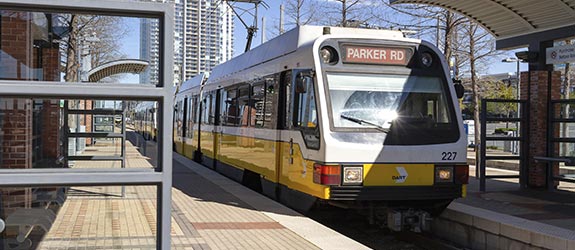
[502,57,524,155]
[501,57,523,100]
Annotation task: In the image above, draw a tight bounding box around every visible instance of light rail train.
[141,26,469,231]
[134,101,157,141]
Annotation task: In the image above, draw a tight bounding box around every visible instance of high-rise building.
[140,0,234,85]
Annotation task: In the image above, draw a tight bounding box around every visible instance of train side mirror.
[453,79,464,99]
[295,75,307,94]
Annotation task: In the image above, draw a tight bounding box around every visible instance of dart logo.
[392,166,408,183]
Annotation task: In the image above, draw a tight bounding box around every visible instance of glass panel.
[484,122,523,138]
[555,102,575,119]
[175,100,184,137]
[556,142,575,157]
[222,89,238,126]
[238,87,250,127]
[326,72,459,145]
[187,96,198,137]
[0,10,160,85]
[252,83,266,128]
[0,98,159,169]
[291,71,319,149]
[559,123,575,139]
[327,73,453,129]
[484,101,520,119]
[0,185,157,249]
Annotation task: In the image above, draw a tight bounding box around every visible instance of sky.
[229,0,529,77]
[113,0,530,83]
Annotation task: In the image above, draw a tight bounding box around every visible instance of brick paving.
[35,134,326,249]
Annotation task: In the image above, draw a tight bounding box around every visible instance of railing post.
[520,100,529,189]
[547,100,555,190]
[480,99,487,192]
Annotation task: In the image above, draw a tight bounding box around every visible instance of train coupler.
[387,209,432,232]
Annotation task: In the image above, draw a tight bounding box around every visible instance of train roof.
[179,72,208,93]
[207,25,405,84]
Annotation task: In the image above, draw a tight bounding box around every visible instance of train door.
[173,97,185,154]
[193,94,203,162]
[278,69,321,196]
[276,71,291,187]
[181,97,188,153]
[213,89,222,170]
[183,96,196,159]
[200,92,216,168]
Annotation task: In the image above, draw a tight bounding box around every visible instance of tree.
[483,79,517,117]
[284,0,319,27]
[371,3,468,77]
[325,0,383,27]
[55,14,128,82]
[457,21,500,161]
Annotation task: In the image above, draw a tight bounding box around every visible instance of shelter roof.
[87,59,149,82]
[390,0,575,49]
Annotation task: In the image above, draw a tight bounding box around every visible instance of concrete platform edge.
[173,154,370,250]
[439,201,575,250]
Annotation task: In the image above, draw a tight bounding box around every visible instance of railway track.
[394,231,462,250]
[306,205,462,250]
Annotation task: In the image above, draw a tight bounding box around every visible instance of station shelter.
[0,0,174,249]
[392,0,575,190]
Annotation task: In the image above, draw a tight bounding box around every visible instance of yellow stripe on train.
[363,164,435,186]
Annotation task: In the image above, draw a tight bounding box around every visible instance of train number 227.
[441,152,457,161]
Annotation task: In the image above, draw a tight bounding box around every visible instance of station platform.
[32,132,368,250]
[28,136,575,249]
[432,150,575,249]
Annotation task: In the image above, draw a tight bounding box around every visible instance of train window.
[186,97,194,138]
[291,70,320,149]
[208,92,217,125]
[175,100,184,137]
[326,72,458,144]
[252,83,266,128]
[201,94,211,125]
[223,88,238,126]
[192,95,199,124]
[264,75,280,130]
[238,87,251,128]
[281,71,293,130]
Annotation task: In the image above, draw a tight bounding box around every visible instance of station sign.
[546,44,575,65]
[342,45,411,65]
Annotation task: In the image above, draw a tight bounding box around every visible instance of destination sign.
[342,45,411,65]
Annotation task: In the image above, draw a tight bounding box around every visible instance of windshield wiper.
[340,114,389,133]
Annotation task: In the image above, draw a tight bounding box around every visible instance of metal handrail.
[479,99,528,191]
[544,101,575,188]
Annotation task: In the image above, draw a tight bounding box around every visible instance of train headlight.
[435,166,454,183]
[343,166,363,184]
[421,52,433,67]
[320,46,338,65]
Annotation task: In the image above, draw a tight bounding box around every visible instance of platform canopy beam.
[390,0,575,70]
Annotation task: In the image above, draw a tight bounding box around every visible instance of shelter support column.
[521,70,561,188]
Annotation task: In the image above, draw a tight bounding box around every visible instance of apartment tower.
[140,0,234,85]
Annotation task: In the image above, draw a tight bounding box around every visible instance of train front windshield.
[326,72,459,145]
